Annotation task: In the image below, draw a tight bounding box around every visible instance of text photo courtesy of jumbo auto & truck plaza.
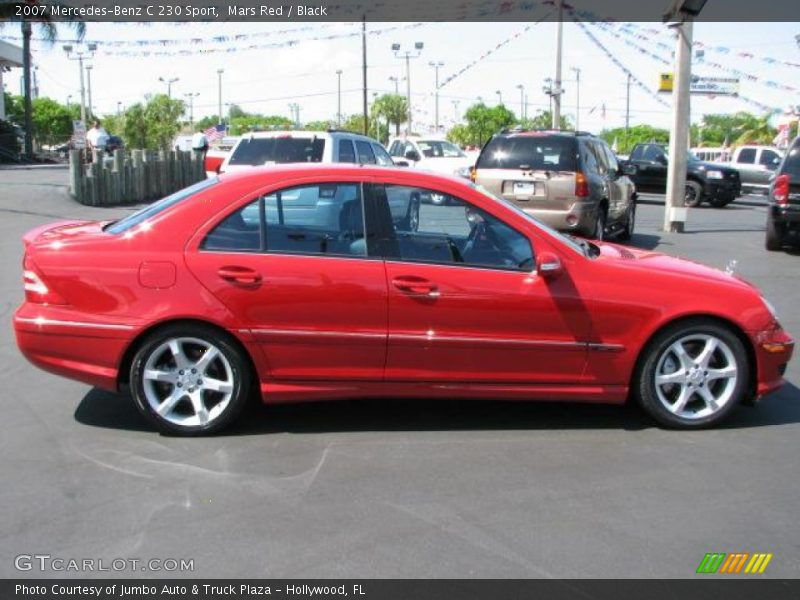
[1,0,799,599]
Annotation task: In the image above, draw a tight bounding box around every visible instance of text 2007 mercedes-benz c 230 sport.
[14,165,794,435]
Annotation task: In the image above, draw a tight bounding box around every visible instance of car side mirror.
[621,163,637,176]
[536,252,563,280]
[405,149,421,162]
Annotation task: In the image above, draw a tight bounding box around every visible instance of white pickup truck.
[716,145,783,194]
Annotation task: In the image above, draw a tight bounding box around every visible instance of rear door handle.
[218,266,262,285]
[392,276,440,297]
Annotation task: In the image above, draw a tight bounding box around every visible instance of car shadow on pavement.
[625,233,663,250]
[74,382,800,436]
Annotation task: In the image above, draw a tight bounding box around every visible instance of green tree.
[227,104,249,119]
[446,103,517,147]
[518,110,572,131]
[304,120,335,131]
[599,124,670,155]
[29,96,73,143]
[0,1,85,156]
[195,115,218,131]
[371,94,408,136]
[340,113,386,142]
[121,94,185,150]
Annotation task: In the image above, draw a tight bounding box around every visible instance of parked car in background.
[624,143,741,207]
[691,146,732,163]
[473,130,637,240]
[766,136,800,251]
[204,136,238,177]
[387,136,475,178]
[106,135,124,154]
[14,165,793,434]
[220,130,392,174]
[719,145,783,195]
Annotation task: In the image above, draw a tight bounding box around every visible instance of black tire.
[618,201,636,241]
[765,213,785,252]
[684,180,704,208]
[633,319,749,429]
[590,206,607,241]
[130,324,252,436]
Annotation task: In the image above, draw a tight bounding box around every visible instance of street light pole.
[625,72,631,147]
[116,101,121,116]
[392,42,424,135]
[63,43,96,126]
[552,0,564,128]
[389,76,399,94]
[216,69,224,125]
[85,65,93,120]
[336,69,343,127]
[516,84,525,121]
[571,67,581,130]
[159,76,179,98]
[495,90,503,106]
[184,92,199,124]
[429,61,443,133]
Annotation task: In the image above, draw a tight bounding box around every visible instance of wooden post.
[68,149,83,202]
[132,150,144,202]
[112,149,123,205]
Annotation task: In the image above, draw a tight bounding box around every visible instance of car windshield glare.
[416,140,467,158]
[105,177,219,234]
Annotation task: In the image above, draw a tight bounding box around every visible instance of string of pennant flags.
[587,22,779,115]
[572,18,671,109]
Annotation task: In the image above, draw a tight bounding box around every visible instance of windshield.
[477,136,578,171]
[105,178,218,234]
[228,136,325,165]
[663,145,701,162]
[416,140,466,158]
[470,183,587,256]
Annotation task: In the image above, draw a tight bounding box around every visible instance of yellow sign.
[659,72,674,93]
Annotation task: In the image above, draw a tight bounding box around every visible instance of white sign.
[689,76,740,96]
[72,120,86,149]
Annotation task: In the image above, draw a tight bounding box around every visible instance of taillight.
[575,172,590,198]
[773,174,790,205]
[469,167,477,183]
[23,255,68,305]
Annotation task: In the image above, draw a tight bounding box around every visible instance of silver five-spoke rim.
[655,334,738,420]
[142,337,234,427]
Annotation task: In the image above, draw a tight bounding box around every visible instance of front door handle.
[218,266,262,286]
[392,276,440,297]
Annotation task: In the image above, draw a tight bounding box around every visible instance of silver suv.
[473,130,637,240]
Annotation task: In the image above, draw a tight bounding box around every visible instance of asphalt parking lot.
[1,166,798,579]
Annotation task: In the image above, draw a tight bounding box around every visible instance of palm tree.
[0,1,85,157]
[734,113,778,146]
[372,94,408,136]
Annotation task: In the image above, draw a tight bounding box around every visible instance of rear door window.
[737,148,756,164]
[477,136,577,171]
[372,143,394,166]
[759,149,781,168]
[228,136,325,165]
[338,139,356,163]
[356,141,377,164]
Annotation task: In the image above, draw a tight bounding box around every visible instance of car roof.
[238,130,377,142]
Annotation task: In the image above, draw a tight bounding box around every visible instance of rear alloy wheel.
[765,214,785,251]
[619,202,636,241]
[684,181,704,208]
[592,208,607,241]
[635,320,748,429]
[130,325,251,435]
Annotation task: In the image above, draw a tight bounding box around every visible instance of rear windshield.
[477,136,578,171]
[782,145,800,180]
[105,177,218,234]
[228,136,325,165]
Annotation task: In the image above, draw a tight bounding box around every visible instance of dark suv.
[766,136,800,251]
[473,130,637,240]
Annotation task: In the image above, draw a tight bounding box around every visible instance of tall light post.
[63,43,97,125]
[663,0,708,233]
[288,102,300,128]
[552,0,565,128]
[67,94,72,108]
[516,84,525,121]
[429,61,444,133]
[388,76,400,94]
[495,90,503,106]
[216,69,224,125]
[571,67,581,130]
[85,64,93,120]
[116,101,122,116]
[392,41,424,135]
[452,99,460,123]
[336,69,343,127]
[184,92,199,124]
[158,76,179,98]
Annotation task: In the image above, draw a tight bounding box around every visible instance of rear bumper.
[752,325,794,398]
[770,204,800,227]
[519,199,600,235]
[13,304,136,391]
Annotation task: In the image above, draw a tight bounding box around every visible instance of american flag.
[203,124,226,141]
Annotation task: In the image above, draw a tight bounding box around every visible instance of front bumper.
[706,179,741,199]
[13,303,136,391]
[752,325,794,398]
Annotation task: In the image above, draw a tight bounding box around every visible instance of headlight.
[454,166,471,178]
[706,170,723,179]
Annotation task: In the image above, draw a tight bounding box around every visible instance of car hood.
[413,157,474,174]
[597,242,753,290]
[691,160,737,174]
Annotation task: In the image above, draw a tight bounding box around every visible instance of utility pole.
[571,67,581,130]
[664,19,693,233]
[429,61,443,133]
[625,72,631,147]
[85,65,93,120]
[543,78,554,116]
[288,103,300,128]
[552,0,564,128]
[452,99,460,123]
[67,95,72,108]
[516,84,525,122]
[336,69,343,126]
[392,41,424,135]
[362,17,368,135]
[63,43,97,126]
[184,92,199,124]
[116,101,121,116]
[216,69,224,125]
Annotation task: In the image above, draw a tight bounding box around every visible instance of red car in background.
[14,165,793,435]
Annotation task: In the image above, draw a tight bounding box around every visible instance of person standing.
[191,129,209,158]
[86,120,110,160]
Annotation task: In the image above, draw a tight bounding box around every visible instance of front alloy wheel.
[130,325,251,435]
[635,320,748,428]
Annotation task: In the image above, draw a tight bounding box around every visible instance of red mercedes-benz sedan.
[14,165,793,435]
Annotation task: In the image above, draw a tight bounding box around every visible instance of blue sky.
[7,20,800,134]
